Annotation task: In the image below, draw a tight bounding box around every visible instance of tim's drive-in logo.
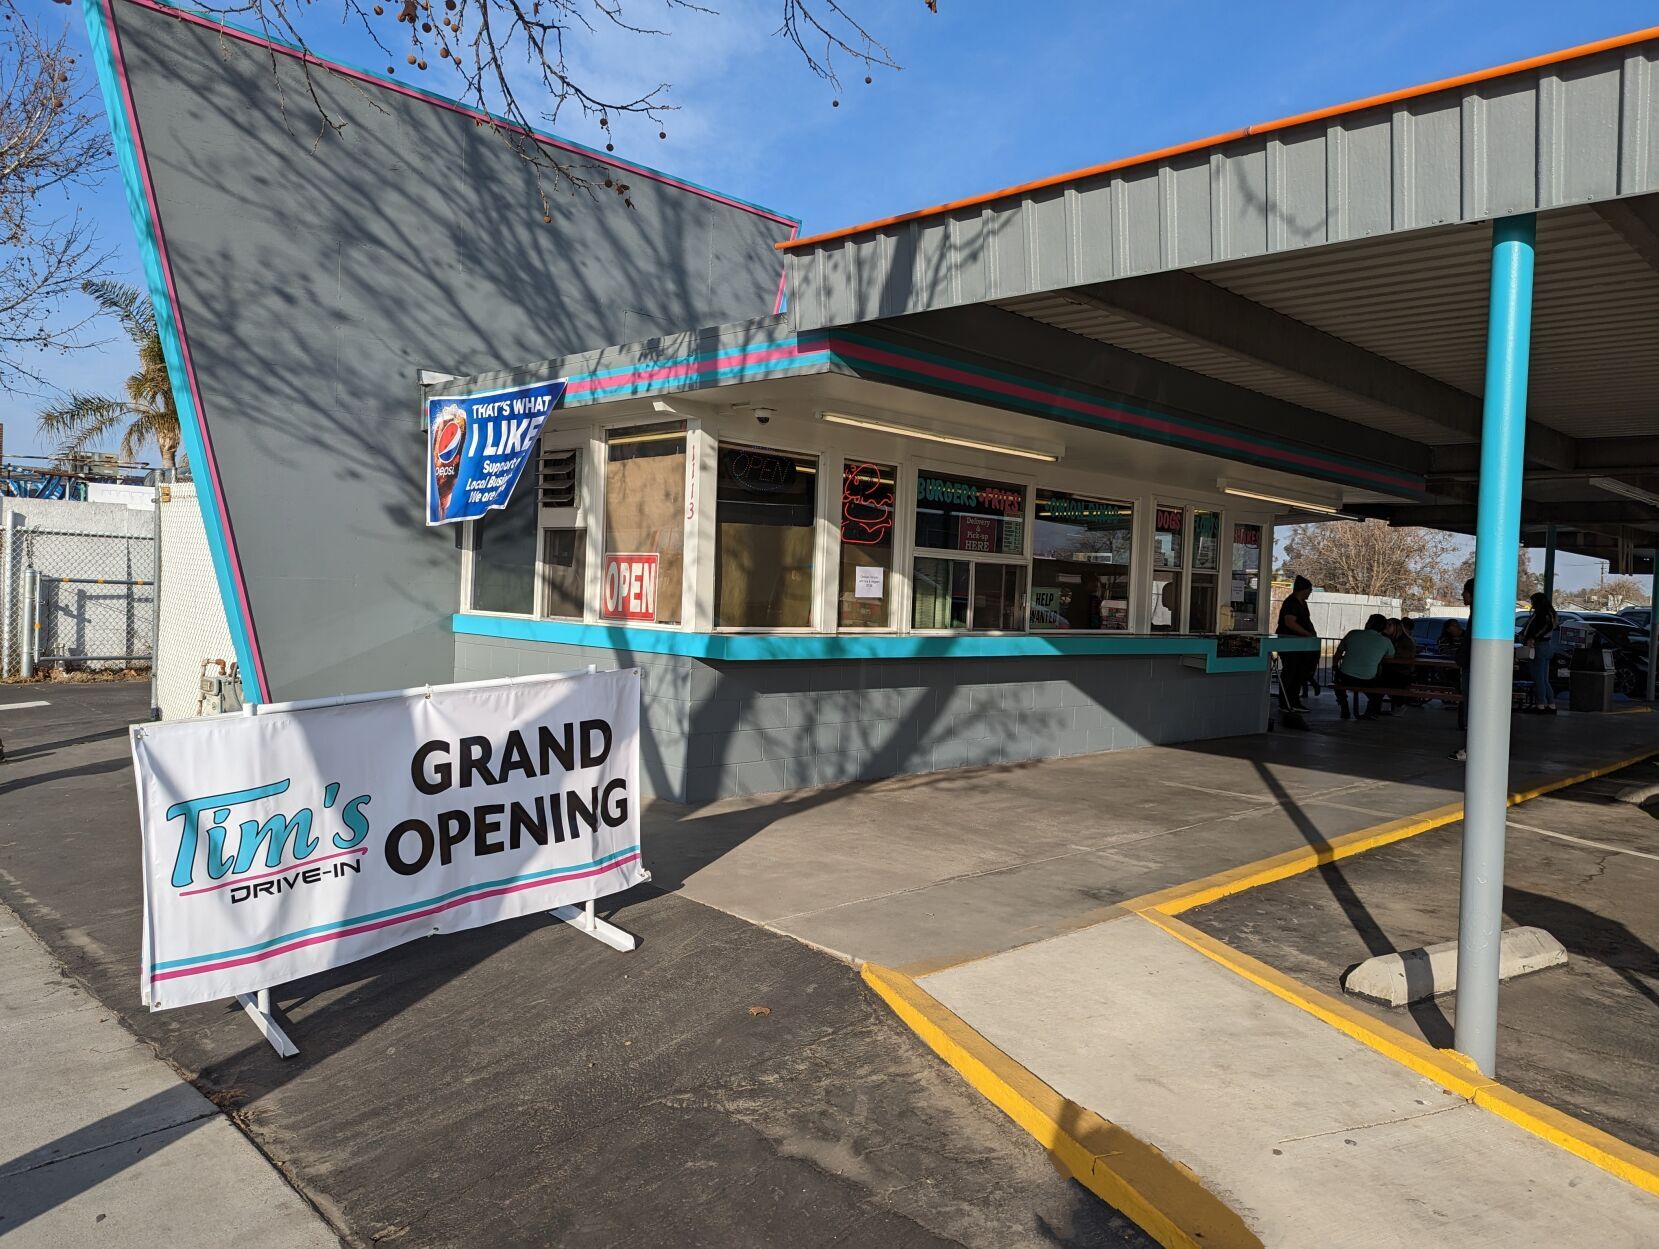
[164,717,629,905]
[426,377,567,525]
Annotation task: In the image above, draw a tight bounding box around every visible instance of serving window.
[1229,523,1263,632]
[1188,509,1221,633]
[714,443,818,628]
[912,470,1027,632]
[1150,505,1185,633]
[1032,491,1133,631]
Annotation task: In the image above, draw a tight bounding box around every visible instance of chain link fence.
[1,507,156,679]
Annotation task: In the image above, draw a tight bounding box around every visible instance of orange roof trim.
[779,24,1659,252]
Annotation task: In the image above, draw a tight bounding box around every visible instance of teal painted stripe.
[151,845,641,971]
[454,614,1283,672]
[567,350,836,405]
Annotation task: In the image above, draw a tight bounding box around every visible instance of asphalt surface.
[0,682,1150,1249]
[1187,760,1659,1155]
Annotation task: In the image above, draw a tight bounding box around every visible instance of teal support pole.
[1542,525,1557,604]
[1454,215,1536,1076]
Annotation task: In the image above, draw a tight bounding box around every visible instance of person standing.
[1519,591,1559,714]
[1276,575,1318,712]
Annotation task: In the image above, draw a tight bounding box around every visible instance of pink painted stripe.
[122,0,796,228]
[771,223,800,314]
[102,0,270,697]
[564,342,815,395]
[178,847,368,897]
[829,337,1420,492]
[150,851,641,983]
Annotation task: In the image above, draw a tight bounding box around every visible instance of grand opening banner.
[131,671,644,1010]
[426,378,567,525]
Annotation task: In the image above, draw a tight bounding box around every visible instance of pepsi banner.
[426,378,566,525]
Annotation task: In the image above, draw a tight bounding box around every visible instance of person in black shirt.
[1276,575,1318,712]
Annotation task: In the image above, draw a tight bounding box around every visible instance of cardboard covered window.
[715,444,818,628]
[602,423,684,625]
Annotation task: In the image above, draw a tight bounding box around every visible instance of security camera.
[752,406,775,425]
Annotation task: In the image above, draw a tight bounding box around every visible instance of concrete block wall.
[454,635,1270,803]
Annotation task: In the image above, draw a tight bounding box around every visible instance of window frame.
[908,458,1034,635]
[1028,488,1137,634]
[709,434,827,634]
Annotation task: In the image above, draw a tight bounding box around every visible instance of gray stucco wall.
[454,635,1270,803]
[116,0,795,700]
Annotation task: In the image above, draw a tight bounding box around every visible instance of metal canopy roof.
[775,28,1659,565]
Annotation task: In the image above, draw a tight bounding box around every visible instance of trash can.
[1569,645,1616,713]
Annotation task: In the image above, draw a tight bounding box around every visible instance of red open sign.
[602,553,659,622]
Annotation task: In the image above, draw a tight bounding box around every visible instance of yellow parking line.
[1121,746,1659,919]
[861,962,1262,1249]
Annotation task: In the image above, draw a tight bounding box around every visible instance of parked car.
[1619,606,1652,629]
[1412,616,1464,658]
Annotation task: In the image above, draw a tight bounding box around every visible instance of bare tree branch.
[0,0,113,385]
[179,0,927,206]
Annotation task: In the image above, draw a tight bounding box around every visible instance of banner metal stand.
[235,988,299,1058]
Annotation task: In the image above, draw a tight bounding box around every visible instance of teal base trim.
[454,614,1314,672]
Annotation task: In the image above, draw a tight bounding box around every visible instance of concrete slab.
[1186,761,1659,1155]
[0,906,341,1248]
[921,915,1659,1249]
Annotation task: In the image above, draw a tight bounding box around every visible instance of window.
[838,460,895,628]
[714,443,818,628]
[1229,523,1263,632]
[915,471,1025,554]
[469,461,539,615]
[1032,491,1133,630]
[602,423,685,624]
[1188,510,1221,633]
[912,470,1027,632]
[912,559,1026,631]
[541,528,586,619]
[1151,505,1185,633]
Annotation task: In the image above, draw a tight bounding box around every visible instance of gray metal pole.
[1646,550,1657,703]
[0,513,15,680]
[1542,525,1556,605]
[150,482,163,720]
[20,567,35,680]
[1454,214,1536,1076]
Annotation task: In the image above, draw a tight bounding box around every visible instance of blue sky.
[8,0,1656,589]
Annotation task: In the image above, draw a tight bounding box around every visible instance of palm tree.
[38,280,182,474]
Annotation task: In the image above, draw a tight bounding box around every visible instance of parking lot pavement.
[0,684,1150,1249]
[1185,759,1659,1155]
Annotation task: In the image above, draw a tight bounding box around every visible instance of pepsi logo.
[434,418,464,464]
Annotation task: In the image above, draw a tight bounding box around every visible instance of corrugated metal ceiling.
[999,204,1659,446]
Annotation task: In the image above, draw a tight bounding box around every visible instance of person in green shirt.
[1335,614,1397,720]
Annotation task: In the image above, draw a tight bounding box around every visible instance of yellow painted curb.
[1122,802,1464,917]
[1123,745,1659,919]
[1136,910,1659,1200]
[860,962,1262,1249]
